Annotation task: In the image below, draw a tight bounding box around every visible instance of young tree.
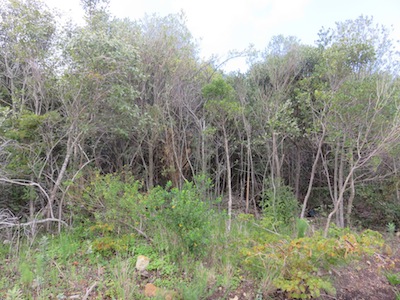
[315,16,400,235]
[203,76,242,231]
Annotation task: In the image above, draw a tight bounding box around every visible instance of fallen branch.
[82,282,97,300]
[251,222,282,236]
[0,218,68,229]
[121,220,153,242]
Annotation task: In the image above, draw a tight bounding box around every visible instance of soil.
[327,240,400,300]
[206,236,400,300]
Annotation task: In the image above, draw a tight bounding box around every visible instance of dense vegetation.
[0,0,400,298]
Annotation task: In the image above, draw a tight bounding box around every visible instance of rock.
[144,283,179,299]
[136,255,150,271]
[229,296,239,300]
[140,270,150,278]
[144,283,158,297]
[164,290,178,300]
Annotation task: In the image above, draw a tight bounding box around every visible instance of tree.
[203,76,242,231]
[0,0,59,223]
[314,17,400,235]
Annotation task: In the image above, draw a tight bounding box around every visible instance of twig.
[121,220,153,242]
[82,282,97,300]
[251,222,282,236]
[0,218,68,229]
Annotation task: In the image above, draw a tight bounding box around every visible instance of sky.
[44,0,400,72]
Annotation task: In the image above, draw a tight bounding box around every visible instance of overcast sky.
[44,0,400,72]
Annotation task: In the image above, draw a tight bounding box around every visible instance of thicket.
[0,176,388,299]
[0,0,400,298]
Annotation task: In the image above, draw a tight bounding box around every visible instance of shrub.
[159,181,214,257]
[242,228,384,299]
[261,179,299,231]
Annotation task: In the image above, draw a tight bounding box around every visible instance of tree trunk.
[300,127,325,219]
[222,126,233,232]
[346,170,355,227]
[324,167,355,237]
[272,132,281,185]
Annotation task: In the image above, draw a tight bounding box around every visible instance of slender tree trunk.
[333,140,340,225]
[300,127,325,218]
[46,133,74,220]
[338,146,345,228]
[272,132,281,185]
[324,170,353,237]
[148,143,154,189]
[201,119,207,176]
[294,143,301,200]
[346,172,355,227]
[246,152,250,213]
[222,126,233,232]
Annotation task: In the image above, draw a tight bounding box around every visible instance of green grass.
[0,204,387,300]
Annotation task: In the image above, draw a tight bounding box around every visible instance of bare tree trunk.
[201,119,207,176]
[324,168,354,237]
[294,143,301,200]
[46,133,74,220]
[272,132,281,185]
[222,126,233,232]
[246,152,250,213]
[346,171,355,227]
[333,140,340,226]
[148,131,156,189]
[300,127,325,218]
[338,146,345,228]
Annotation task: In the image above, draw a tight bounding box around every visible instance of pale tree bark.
[346,170,355,227]
[300,124,326,218]
[222,125,233,232]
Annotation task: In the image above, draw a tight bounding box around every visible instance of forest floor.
[327,237,400,300]
[1,218,400,299]
[206,235,400,300]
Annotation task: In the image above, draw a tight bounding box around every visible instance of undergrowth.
[0,174,388,299]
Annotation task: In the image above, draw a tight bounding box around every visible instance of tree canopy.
[0,0,399,234]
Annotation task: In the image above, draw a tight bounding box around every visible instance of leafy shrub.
[160,181,214,257]
[296,218,309,238]
[242,228,384,299]
[91,235,135,256]
[261,180,299,231]
[70,172,164,238]
[70,173,215,257]
[386,272,400,286]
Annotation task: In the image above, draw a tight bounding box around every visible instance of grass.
[0,215,386,300]
[0,176,389,299]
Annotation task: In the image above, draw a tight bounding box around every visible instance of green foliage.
[353,183,400,228]
[5,286,24,300]
[19,262,34,287]
[386,272,400,286]
[202,76,234,101]
[73,172,149,232]
[242,228,384,299]
[158,181,215,257]
[296,218,309,238]
[387,222,396,236]
[92,234,136,257]
[261,180,299,231]
[71,173,215,257]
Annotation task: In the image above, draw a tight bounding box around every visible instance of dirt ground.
[327,239,400,300]
[207,236,400,300]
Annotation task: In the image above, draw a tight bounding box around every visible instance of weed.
[261,180,299,232]
[387,222,396,236]
[296,218,309,238]
[386,272,400,285]
[5,286,24,300]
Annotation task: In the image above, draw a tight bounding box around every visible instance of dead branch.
[0,218,68,229]
[82,282,97,300]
